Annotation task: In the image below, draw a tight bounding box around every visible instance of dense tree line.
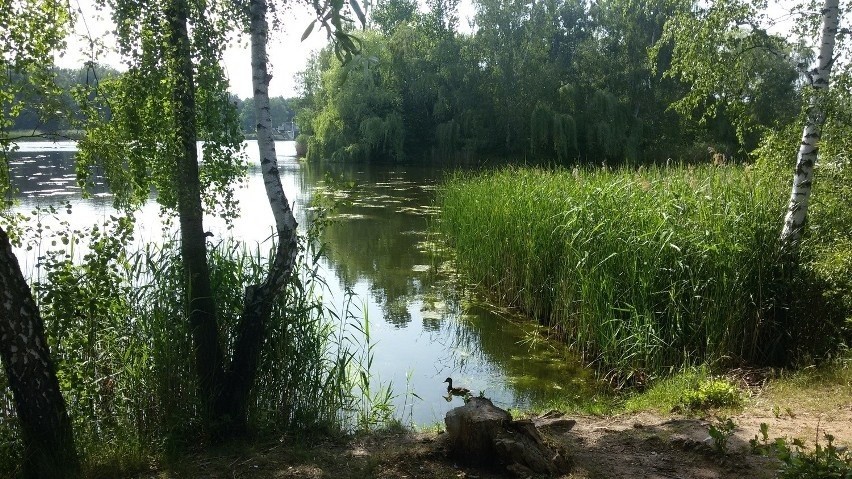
[295,0,807,164]
[234,96,301,133]
[3,65,119,133]
[3,65,298,136]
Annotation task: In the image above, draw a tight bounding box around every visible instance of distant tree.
[372,0,418,33]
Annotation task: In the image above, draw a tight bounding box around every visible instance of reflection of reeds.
[438,165,816,383]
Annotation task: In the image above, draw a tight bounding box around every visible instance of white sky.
[58,0,330,99]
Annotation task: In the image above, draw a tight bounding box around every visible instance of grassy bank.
[0,129,85,141]
[437,164,851,382]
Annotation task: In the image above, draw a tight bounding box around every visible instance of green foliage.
[553,114,577,163]
[305,33,405,162]
[295,0,812,164]
[438,165,851,379]
[73,0,246,220]
[236,96,297,133]
[678,378,742,411]
[656,0,806,153]
[372,0,418,34]
[0,211,385,469]
[751,425,852,478]
[530,103,553,157]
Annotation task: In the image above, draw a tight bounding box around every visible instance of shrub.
[678,378,741,410]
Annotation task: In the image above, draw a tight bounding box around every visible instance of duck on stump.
[444,377,471,396]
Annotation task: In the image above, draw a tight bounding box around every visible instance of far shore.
[2,130,295,143]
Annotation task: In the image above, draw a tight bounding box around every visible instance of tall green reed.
[0,205,391,475]
[438,165,847,383]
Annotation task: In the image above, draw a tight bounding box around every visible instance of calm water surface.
[7,140,596,426]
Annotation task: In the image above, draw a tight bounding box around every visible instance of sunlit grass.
[755,360,852,416]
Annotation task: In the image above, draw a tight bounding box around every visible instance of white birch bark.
[250,0,299,283]
[780,0,841,246]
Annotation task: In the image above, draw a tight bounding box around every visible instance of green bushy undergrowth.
[438,164,851,381]
[0,210,379,476]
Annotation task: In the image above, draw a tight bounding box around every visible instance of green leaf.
[301,20,316,42]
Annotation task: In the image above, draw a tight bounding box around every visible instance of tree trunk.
[165,0,225,422]
[779,0,840,246]
[214,0,299,433]
[0,226,80,478]
[444,397,572,477]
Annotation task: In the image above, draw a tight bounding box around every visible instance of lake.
[6,140,596,426]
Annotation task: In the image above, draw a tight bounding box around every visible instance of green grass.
[0,129,84,141]
[437,164,851,382]
[621,367,742,414]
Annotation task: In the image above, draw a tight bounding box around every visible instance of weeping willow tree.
[435,118,460,160]
[553,113,577,163]
[360,113,405,160]
[306,32,405,162]
[530,102,553,157]
[546,83,634,164]
[586,89,627,161]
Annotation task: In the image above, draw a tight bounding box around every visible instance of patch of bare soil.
[143,397,852,478]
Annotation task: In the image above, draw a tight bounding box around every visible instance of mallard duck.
[443,377,471,396]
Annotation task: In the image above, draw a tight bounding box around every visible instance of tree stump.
[444,397,572,477]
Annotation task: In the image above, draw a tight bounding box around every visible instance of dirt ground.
[144,388,852,479]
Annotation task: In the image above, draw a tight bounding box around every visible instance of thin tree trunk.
[214,0,299,433]
[0,226,79,479]
[779,0,840,246]
[165,0,225,422]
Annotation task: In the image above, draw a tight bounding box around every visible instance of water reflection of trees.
[446,303,600,407]
[302,161,441,329]
[301,161,600,409]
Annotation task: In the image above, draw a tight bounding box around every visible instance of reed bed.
[0,216,383,475]
[438,165,845,381]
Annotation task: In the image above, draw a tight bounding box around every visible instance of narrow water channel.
[6,140,597,426]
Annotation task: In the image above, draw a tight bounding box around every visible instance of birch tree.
[211,0,300,431]
[780,0,842,246]
[657,0,845,246]
[212,0,368,431]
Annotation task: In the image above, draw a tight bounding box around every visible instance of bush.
[678,378,741,410]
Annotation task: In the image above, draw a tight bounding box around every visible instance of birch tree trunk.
[165,0,225,421]
[0,226,79,478]
[780,0,841,246]
[214,0,299,432]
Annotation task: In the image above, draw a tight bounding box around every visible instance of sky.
[58,0,331,99]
